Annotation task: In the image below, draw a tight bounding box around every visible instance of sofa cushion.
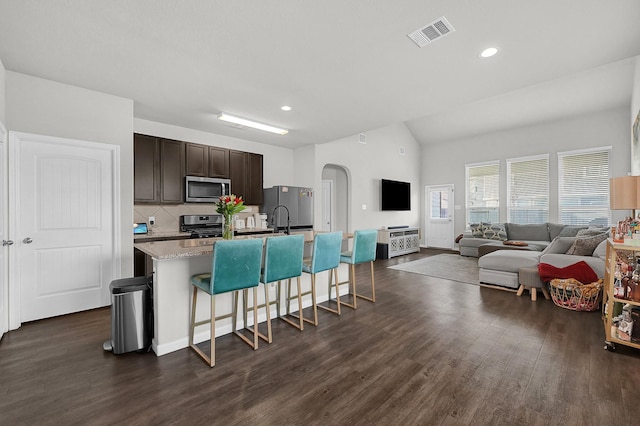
[540,253,605,278]
[481,222,507,241]
[565,233,608,256]
[592,239,607,260]
[542,236,576,254]
[478,250,542,273]
[548,223,567,240]
[538,261,598,284]
[558,225,588,237]
[507,223,549,241]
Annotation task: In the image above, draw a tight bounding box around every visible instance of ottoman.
[478,250,543,290]
[517,266,551,301]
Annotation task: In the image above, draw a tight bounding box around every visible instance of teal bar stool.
[297,231,343,325]
[189,238,263,367]
[339,229,377,309]
[255,234,305,339]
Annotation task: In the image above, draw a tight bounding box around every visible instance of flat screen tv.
[381,179,411,211]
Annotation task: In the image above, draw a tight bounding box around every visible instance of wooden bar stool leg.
[210,294,216,367]
[531,287,537,301]
[189,288,198,347]
[351,264,357,309]
[311,274,318,326]
[264,283,272,343]
[252,287,258,349]
[296,276,303,330]
[370,262,376,302]
[333,268,341,315]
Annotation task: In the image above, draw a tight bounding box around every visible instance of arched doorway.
[321,164,349,233]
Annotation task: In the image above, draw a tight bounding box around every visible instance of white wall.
[0,57,5,123]
[6,72,135,276]
[421,106,631,237]
[298,122,422,232]
[134,118,294,189]
[631,56,640,175]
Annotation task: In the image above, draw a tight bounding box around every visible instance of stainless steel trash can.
[103,276,153,354]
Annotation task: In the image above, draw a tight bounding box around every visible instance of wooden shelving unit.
[603,238,640,351]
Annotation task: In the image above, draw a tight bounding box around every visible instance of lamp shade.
[610,176,640,209]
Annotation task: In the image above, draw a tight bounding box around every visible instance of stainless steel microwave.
[185,176,231,203]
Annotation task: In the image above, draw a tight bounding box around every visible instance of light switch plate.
[149,216,155,226]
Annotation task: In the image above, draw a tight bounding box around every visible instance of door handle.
[2,240,13,246]
[23,237,33,244]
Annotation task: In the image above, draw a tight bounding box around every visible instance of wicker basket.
[549,278,603,312]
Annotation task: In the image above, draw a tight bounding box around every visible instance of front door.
[11,132,117,323]
[425,184,454,249]
[0,123,7,338]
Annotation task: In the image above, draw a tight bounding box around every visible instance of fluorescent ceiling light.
[480,47,498,58]
[218,113,288,135]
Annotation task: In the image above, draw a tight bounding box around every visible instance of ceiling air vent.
[408,16,455,48]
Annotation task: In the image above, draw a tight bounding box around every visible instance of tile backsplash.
[134,204,262,233]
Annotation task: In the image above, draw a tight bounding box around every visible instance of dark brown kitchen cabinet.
[185,143,229,178]
[247,152,263,205]
[229,150,263,205]
[134,134,184,204]
[134,134,160,203]
[159,139,185,203]
[229,150,248,199]
[185,143,208,177]
[208,146,230,178]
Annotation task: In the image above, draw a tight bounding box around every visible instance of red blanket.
[538,261,598,284]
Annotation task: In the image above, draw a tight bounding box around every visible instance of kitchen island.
[134,232,350,356]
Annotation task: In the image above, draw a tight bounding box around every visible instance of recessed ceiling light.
[281,105,292,111]
[480,47,498,58]
[218,113,288,135]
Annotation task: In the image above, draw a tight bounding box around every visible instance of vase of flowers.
[216,194,245,239]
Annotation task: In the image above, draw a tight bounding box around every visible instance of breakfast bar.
[134,233,350,356]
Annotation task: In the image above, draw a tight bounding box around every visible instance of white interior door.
[11,132,118,323]
[0,123,7,338]
[322,180,333,232]
[425,184,454,249]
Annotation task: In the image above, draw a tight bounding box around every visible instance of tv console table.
[377,227,421,259]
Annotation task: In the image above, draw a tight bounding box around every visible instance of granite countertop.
[134,230,192,242]
[134,230,326,260]
[134,233,288,260]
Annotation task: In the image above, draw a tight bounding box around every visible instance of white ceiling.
[0,1,639,149]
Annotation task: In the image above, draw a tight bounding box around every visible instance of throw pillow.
[481,222,507,241]
[565,233,608,256]
[538,261,598,284]
[469,223,483,238]
[576,228,610,237]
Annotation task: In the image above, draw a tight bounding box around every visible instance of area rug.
[387,253,479,285]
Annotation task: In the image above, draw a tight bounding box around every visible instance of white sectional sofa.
[470,224,608,290]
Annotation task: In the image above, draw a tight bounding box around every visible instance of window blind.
[507,155,549,224]
[558,148,610,226]
[466,162,499,224]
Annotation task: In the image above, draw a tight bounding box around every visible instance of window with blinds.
[558,147,610,226]
[466,161,499,224]
[507,155,549,224]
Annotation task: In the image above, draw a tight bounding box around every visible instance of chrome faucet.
[271,204,291,235]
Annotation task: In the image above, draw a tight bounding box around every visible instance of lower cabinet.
[377,228,421,258]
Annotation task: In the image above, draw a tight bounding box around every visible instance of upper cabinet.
[134,134,184,204]
[228,150,263,205]
[134,134,262,205]
[185,143,229,178]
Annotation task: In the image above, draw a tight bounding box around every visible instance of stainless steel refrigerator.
[263,186,313,233]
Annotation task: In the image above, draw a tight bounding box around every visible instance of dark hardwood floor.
[2,248,640,425]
